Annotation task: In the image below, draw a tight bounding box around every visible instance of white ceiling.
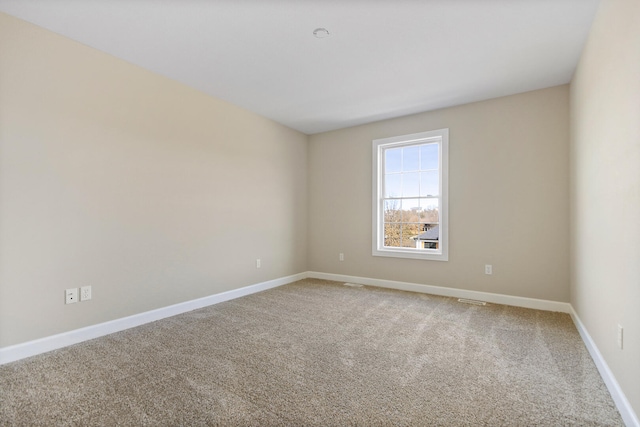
[0,0,600,134]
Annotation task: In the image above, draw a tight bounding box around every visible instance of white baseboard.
[3,270,636,426]
[0,271,569,365]
[308,271,637,426]
[569,308,639,427]
[307,271,572,313]
[0,272,306,365]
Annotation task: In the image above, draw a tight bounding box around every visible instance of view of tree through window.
[373,128,448,261]
[383,142,439,249]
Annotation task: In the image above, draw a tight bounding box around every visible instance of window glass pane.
[420,143,439,170]
[384,174,401,197]
[420,171,439,197]
[384,200,402,223]
[419,199,439,222]
[373,128,447,260]
[402,146,420,171]
[402,172,419,197]
[401,198,421,222]
[385,148,402,173]
[402,223,422,248]
[384,223,401,247]
[414,223,439,250]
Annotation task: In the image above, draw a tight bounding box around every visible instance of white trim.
[372,128,449,261]
[0,272,306,365]
[3,270,636,427]
[569,307,639,427]
[307,271,571,313]
[309,271,638,425]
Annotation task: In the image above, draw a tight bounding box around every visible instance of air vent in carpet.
[457,298,486,306]
[343,283,364,288]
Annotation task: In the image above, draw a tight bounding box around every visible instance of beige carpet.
[0,279,622,426]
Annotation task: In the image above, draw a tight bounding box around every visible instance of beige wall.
[2,5,636,416]
[0,13,308,348]
[570,0,640,416]
[309,86,570,302]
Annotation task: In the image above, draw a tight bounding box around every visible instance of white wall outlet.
[256,258,261,268]
[339,253,344,261]
[617,324,623,349]
[65,288,78,304]
[485,264,493,275]
[80,285,92,301]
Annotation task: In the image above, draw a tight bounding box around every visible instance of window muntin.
[372,129,448,261]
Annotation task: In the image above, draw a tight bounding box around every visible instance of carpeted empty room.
[2,0,639,425]
[0,279,623,425]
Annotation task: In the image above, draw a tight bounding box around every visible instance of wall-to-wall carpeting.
[0,279,621,425]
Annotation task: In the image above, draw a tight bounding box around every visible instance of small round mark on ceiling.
[313,28,330,39]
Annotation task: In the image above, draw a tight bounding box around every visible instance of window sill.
[372,248,448,261]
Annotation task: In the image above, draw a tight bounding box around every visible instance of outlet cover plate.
[617,324,623,349]
[65,288,78,304]
[80,286,92,301]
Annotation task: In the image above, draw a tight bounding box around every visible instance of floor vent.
[343,283,364,288]
[457,298,487,306]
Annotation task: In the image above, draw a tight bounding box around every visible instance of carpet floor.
[0,278,623,426]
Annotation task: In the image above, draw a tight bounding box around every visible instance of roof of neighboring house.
[412,225,439,241]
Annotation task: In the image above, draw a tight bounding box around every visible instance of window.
[372,129,448,261]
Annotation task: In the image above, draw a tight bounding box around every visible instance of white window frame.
[372,129,449,261]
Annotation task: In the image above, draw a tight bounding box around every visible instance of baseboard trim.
[307,271,572,313]
[307,271,637,426]
[0,272,306,365]
[569,308,639,427]
[3,271,636,426]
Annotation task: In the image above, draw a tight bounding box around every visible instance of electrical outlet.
[80,286,92,301]
[485,264,493,275]
[65,288,78,304]
[617,324,623,349]
[256,258,261,268]
[339,253,344,261]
